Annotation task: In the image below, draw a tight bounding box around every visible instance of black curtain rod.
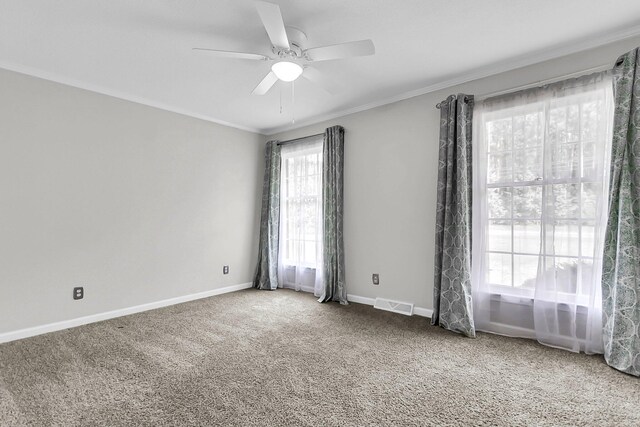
[276,132,324,146]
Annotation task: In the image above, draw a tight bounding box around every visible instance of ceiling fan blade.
[252,71,279,95]
[304,39,375,62]
[255,1,290,50]
[192,48,271,61]
[302,67,340,95]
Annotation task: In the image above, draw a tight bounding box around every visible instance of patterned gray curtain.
[602,49,640,377]
[254,140,281,290]
[319,126,347,304]
[431,94,476,337]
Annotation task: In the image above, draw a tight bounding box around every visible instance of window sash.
[279,142,323,270]
[476,85,610,298]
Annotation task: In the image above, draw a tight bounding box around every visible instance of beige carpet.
[0,289,638,426]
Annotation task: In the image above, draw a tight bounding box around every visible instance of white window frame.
[475,87,611,305]
[278,136,324,292]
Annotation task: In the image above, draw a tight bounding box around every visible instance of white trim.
[0,282,253,344]
[4,25,639,137]
[264,24,640,135]
[413,307,434,318]
[347,294,433,319]
[0,61,263,135]
[346,294,375,306]
[3,24,639,136]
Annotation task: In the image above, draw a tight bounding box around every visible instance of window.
[278,137,323,294]
[472,73,614,352]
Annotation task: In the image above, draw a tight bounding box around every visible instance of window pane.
[513,112,544,149]
[488,221,511,252]
[549,220,580,257]
[487,253,511,287]
[514,254,538,288]
[525,112,543,148]
[551,184,579,218]
[513,186,542,218]
[513,115,525,148]
[548,107,567,145]
[580,101,598,142]
[514,147,543,182]
[286,239,295,260]
[488,152,512,183]
[582,141,597,179]
[487,187,512,219]
[487,118,512,151]
[566,104,580,143]
[581,183,599,219]
[551,142,579,179]
[581,221,596,257]
[513,220,541,254]
[307,154,318,175]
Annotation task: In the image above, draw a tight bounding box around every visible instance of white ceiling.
[1,1,640,135]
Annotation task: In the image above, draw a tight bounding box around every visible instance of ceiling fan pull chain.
[279,86,283,114]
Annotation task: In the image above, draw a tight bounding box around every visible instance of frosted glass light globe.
[271,61,303,82]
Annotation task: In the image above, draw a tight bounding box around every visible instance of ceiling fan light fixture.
[271,61,303,82]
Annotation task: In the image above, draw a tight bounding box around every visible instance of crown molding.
[264,23,640,135]
[0,61,263,135]
[3,22,640,137]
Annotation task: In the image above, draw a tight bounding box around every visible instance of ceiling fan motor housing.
[273,42,303,61]
[272,26,307,62]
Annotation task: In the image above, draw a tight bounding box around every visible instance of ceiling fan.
[193,1,375,95]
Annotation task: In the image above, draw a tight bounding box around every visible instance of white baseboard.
[347,293,433,319]
[0,282,253,344]
[413,306,434,318]
[346,294,375,306]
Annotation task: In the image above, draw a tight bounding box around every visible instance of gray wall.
[270,36,640,311]
[0,69,264,334]
[2,35,639,335]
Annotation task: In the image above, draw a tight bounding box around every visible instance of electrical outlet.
[73,287,84,300]
[372,274,379,285]
[223,265,229,275]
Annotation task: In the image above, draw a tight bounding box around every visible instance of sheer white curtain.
[472,73,614,353]
[277,136,324,296]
